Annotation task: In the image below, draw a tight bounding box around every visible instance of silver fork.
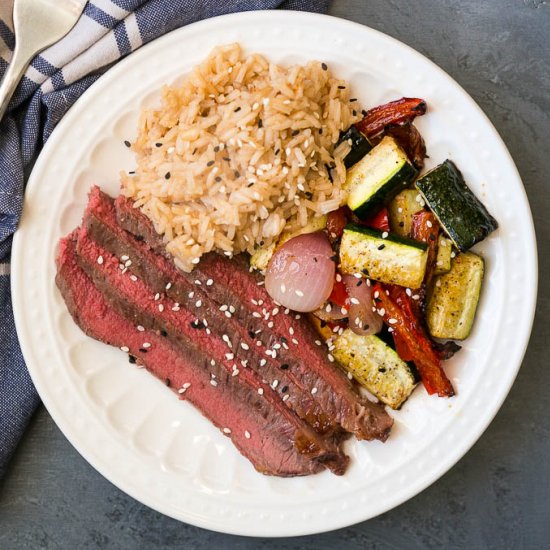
[0,0,86,122]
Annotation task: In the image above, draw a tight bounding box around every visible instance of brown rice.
[121,43,361,272]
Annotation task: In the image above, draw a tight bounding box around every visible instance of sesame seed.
[388,318,398,324]
[120,346,129,352]
[272,380,279,389]
[142,342,151,348]
[224,311,232,318]
[252,311,262,318]
[311,387,318,395]
[268,321,274,329]
[292,338,299,345]
[289,327,294,335]
[210,380,218,387]
[195,300,202,307]
[315,340,322,346]
[272,307,279,315]
[130,275,138,282]
[282,394,289,402]
[158,304,164,312]
[172,305,180,311]
[426,220,433,228]
[210,359,216,366]
[378,308,386,316]
[347,371,353,380]
[258,388,264,395]
[295,314,301,320]
[382,231,389,239]
[350,298,360,305]
[97,255,104,265]
[241,342,250,350]
[245,430,251,439]
[165,282,172,290]
[206,279,213,286]
[412,294,420,300]
[223,427,232,434]
[154,293,160,301]
[229,305,235,313]
[220,304,228,311]
[137,325,145,332]
[327,354,334,362]
[191,258,200,265]
[226,353,234,360]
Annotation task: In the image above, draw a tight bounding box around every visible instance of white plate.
[12,11,537,537]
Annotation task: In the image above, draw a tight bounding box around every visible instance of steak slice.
[56,232,332,477]
[75,223,349,475]
[85,187,343,439]
[116,194,393,442]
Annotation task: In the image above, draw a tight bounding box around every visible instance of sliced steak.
[86,187,342,439]
[75,222,349,475]
[116,194,393,442]
[56,232,332,477]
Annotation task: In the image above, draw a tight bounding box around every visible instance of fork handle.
[0,44,34,123]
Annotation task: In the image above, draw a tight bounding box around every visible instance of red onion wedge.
[342,274,383,336]
[265,232,335,312]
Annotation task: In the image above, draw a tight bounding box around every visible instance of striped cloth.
[0,0,329,477]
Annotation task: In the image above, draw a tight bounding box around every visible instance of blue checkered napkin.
[0,0,330,478]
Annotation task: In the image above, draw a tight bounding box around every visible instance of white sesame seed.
[397,207,403,213]
[347,371,353,380]
[315,340,322,346]
[327,354,334,362]
[325,303,332,313]
[268,321,274,329]
[225,352,234,360]
[120,255,129,261]
[165,282,172,290]
[142,342,151,348]
[292,338,299,345]
[405,288,412,297]
[426,220,433,228]
[194,279,202,286]
[223,427,231,434]
[195,300,202,307]
[229,305,236,313]
[210,359,216,366]
[245,430,251,439]
[252,102,259,110]
[382,231,389,239]
[241,342,250,350]
[282,394,289,402]
[125,259,132,267]
[210,380,218,387]
[220,304,228,311]
[289,327,294,335]
[172,305,180,311]
[451,251,456,258]
[120,346,129,352]
[206,279,213,286]
[260,359,267,367]
[258,388,264,395]
[97,256,104,265]
[388,318,398,324]
[336,273,342,282]
[350,297,360,305]
[158,304,164,312]
[273,343,281,350]
[353,272,362,278]
[311,387,318,395]
[137,325,145,332]
[272,307,279,315]
[191,258,200,265]
[154,293,160,301]
[130,275,138,282]
[272,380,279,389]
[224,311,232,318]
[295,314,301,320]
[378,308,386,316]
[412,294,420,300]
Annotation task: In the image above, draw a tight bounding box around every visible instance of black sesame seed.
[274,148,280,155]
[399,221,405,227]
[165,378,171,387]
[207,160,215,167]
[313,257,318,263]
[235,170,241,178]
[291,129,300,136]
[350,98,358,102]
[258,119,263,128]
[214,145,220,152]
[374,297,382,303]
[378,367,386,373]
[330,254,338,262]
[190,320,205,329]
[320,320,327,328]
[356,280,362,286]
[165,172,171,179]
[280,364,289,370]
[160,330,168,337]
[192,148,197,155]
[223,156,230,162]
[378,244,386,250]
[247,181,254,187]
[234,106,241,112]
[135,235,144,242]
[304,191,313,199]
[352,110,357,117]
[280,336,288,344]
[338,85,346,90]
[215,176,222,182]
[362,109,368,116]
[319,128,323,135]
[259,240,265,246]
[128,170,135,174]
[281,385,288,393]
[363,324,370,331]
[362,268,370,276]
[321,62,328,70]
[350,352,355,358]
[248,330,256,338]
[124,140,131,147]
[155,142,162,147]
[429,234,436,241]
[139,348,148,353]
[128,355,137,364]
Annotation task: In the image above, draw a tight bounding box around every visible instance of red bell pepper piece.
[362,207,390,232]
[328,278,349,308]
[393,332,414,362]
[326,207,350,242]
[355,97,427,140]
[373,283,455,397]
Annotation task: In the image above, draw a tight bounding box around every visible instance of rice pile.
[121,43,361,272]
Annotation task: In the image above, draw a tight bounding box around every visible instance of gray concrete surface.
[1,0,549,548]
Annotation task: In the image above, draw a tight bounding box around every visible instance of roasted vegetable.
[388,189,425,237]
[426,252,484,340]
[340,224,428,289]
[326,207,350,242]
[382,122,427,170]
[333,329,417,409]
[410,210,440,286]
[250,215,327,272]
[372,283,455,397]
[344,136,418,219]
[355,97,427,139]
[337,126,373,168]
[415,160,498,251]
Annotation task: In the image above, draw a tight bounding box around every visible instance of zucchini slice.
[339,224,428,289]
[337,126,373,168]
[333,329,417,409]
[388,189,424,237]
[416,160,498,251]
[426,252,484,340]
[434,234,453,275]
[344,136,418,219]
[250,215,328,272]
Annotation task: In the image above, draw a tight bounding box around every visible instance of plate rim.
[11,10,538,537]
